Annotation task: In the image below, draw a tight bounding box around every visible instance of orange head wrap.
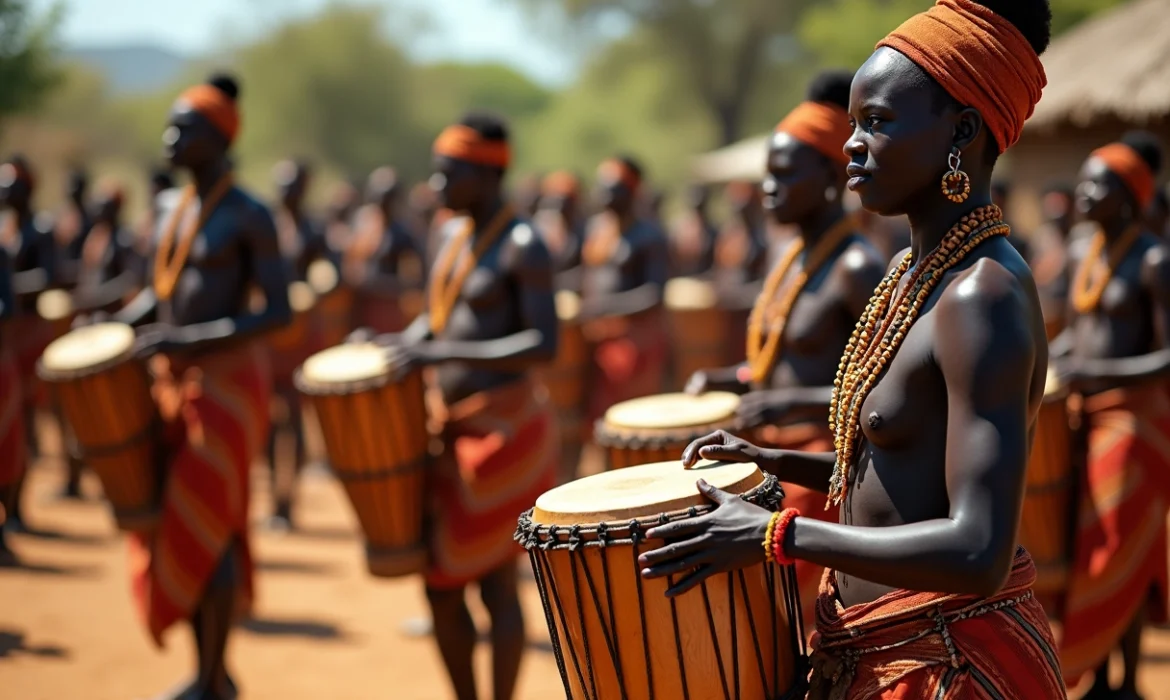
[1091,143,1156,209]
[598,158,641,195]
[542,170,580,199]
[876,0,1046,154]
[176,84,241,144]
[433,125,511,169]
[775,101,853,166]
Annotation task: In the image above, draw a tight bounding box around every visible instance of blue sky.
[31,0,583,86]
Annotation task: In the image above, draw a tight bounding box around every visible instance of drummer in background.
[669,183,718,278]
[1148,186,1169,240]
[381,112,558,700]
[992,178,1031,260]
[533,170,585,289]
[111,73,290,700]
[130,167,176,283]
[686,70,886,628]
[0,245,26,566]
[712,179,771,288]
[73,182,140,314]
[324,181,360,254]
[268,159,330,531]
[1051,131,1170,699]
[580,156,670,426]
[53,167,94,291]
[0,155,57,511]
[511,172,543,220]
[345,166,424,336]
[646,2,1066,697]
[1028,183,1076,339]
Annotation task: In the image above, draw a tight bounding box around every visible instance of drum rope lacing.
[516,474,810,700]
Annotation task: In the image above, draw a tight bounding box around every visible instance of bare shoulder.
[504,219,553,270]
[840,237,887,277]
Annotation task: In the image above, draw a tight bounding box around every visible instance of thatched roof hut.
[1009,0,1170,231]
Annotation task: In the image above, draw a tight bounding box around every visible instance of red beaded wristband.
[771,508,800,566]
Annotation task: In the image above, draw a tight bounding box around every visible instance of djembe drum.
[1019,368,1074,599]
[37,323,159,531]
[295,342,428,577]
[307,259,354,350]
[542,291,587,479]
[36,289,75,341]
[594,392,741,470]
[268,281,317,383]
[516,459,806,700]
[665,277,730,389]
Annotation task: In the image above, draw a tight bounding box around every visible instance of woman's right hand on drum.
[681,430,763,468]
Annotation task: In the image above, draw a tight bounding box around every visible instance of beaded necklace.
[153,173,234,302]
[745,217,855,385]
[827,205,1010,506]
[427,205,515,334]
[1070,223,1142,314]
[582,211,627,267]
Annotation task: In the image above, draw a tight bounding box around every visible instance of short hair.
[207,72,240,101]
[458,111,509,144]
[1121,130,1163,176]
[149,166,175,191]
[613,154,644,182]
[807,70,854,110]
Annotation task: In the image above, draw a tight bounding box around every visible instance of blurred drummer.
[0,155,58,506]
[1028,183,1076,339]
[384,112,558,700]
[111,73,290,700]
[644,2,1065,698]
[345,166,425,336]
[1051,132,1170,697]
[580,155,670,425]
[0,244,26,565]
[268,159,330,530]
[686,70,886,627]
[533,170,585,279]
[74,181,140,312]
[712,179,771,289]
[670,183,718,278]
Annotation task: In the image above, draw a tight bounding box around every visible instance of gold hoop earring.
[940,147,971,204]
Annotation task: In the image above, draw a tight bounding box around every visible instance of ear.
[952,107,984,154]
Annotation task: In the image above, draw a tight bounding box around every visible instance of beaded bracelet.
[762,511,782,563]
[771,508,800,566]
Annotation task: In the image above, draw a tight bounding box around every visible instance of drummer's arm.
[581,234,667,319]
[784,275,1031,597]
[1069,250,1170,387]
[166,205,292,351]
[423,230,558,370]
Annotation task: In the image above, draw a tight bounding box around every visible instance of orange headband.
[177,84,241,144]
[598,159,641,194]
[433,125,511,169]
[1091,143,1156,209]
[542,170,580,199]
[876,0,1046,154]
[775,101,853,166]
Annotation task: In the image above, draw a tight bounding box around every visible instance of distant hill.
[64,44,189,94]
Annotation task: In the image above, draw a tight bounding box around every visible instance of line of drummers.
[4,112,1168,700]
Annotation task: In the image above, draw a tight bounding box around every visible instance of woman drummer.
[643,1,1064,697]
[686,70,887,626]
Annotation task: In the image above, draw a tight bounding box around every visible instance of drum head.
[289,281,316,312]
[37,289,73,321]
[605,392,739,431]
[1043,367,1065,399]
[41,322,135,373]
[301,343,388,386]
[307,259,340,295]
[532,459,763,526]
[555,290,580,322]
[665,277,717,310]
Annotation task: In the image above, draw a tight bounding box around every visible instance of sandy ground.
[3,419,1170,700]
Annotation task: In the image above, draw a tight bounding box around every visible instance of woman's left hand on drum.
[638,478,773,598]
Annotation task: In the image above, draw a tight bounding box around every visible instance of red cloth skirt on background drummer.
[583,310,669,442]
[0,350,26,493]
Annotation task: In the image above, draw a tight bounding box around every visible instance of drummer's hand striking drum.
[296,342,428,577]
[1019,368,1074,598]
[595,392,741,470]
[516,460,806,700]
[665,277,730,390]
[38,322,159,531]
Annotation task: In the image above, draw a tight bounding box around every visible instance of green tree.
[516,0,813,146]
[0,0,62,128]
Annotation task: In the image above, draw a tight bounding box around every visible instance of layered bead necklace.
[827,205,1010,506]
[1070,223,1142,314]
[153,173,234,302]
[745,216,855,386]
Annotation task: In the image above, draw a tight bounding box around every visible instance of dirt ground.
[3,419,1170,700]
